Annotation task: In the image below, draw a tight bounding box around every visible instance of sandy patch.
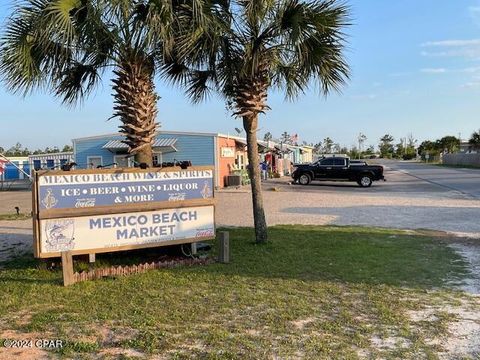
[449,243,480,295]
[437,301,480,359]
[290,317,316,330]
[408,298,480,359]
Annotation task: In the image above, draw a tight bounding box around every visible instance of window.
[320,158,335,166]
[333,158,346,166]
[87,156,103,169]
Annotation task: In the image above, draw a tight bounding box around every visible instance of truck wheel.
[358,175,373,187]
[298,174,311,185]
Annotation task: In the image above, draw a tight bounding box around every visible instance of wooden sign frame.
[32,166,216,258]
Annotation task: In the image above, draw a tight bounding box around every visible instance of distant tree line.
[262,129,480,162]
[417,136,460,158]
[0,143,73,157]
[263,131,376,159]
[378,134,417,160]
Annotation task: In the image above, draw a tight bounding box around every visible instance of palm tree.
[168,0,350,243]
[0,0,194,166]
[263,132,273,142]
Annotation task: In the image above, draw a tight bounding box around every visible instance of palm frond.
[185,69,215,103]
[54,62,101,105]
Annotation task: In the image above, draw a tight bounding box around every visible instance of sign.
[32,167,216,258]
[37,169,214,210]
[39,206,215,255]
[221,147,235,158]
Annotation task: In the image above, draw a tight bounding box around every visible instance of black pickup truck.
[292,156,385,187]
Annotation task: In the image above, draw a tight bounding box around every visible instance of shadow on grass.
[0,225,470,290]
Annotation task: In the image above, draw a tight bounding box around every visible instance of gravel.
[215,167,480,237]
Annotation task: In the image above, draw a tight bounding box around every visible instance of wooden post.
[61,251,75,286]
[191,242,197,256]
[218,231,230,263]
[88,253,96,271]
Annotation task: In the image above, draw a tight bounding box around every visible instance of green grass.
[0,226,474,359]
[0,213,31,220]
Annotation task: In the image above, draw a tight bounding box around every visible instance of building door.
[152,153,162,167]
[236,154,245,169]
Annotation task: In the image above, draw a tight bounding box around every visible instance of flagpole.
[0,153,32,181]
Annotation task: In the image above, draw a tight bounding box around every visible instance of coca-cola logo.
[168,193,186,201]
[75,199,96,208]
[196,229,215,238]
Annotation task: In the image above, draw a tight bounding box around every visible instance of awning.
[257,141,270,153]
[103,138,178,153]
[274,144,293,153]
[102,140,128,150]
[234,138,247,147]
[234,139,274,152]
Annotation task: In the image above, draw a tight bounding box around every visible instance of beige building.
[300,146,314,163]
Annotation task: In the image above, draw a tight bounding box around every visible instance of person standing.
[261,160,268,181]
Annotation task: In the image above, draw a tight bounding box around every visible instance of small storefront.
[29,152,74,171]
[70,131,315,188]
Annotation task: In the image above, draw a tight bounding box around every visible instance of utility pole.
[357,133,367,159]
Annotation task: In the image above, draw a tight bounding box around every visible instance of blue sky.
[0,0,479,150]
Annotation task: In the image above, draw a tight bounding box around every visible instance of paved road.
[383,161,480,199]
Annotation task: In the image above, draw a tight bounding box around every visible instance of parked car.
[292,156,385,187]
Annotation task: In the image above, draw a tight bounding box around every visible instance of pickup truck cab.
[292,156,385,187]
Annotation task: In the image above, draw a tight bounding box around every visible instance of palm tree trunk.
[112,59,158,167]
[243,114,268,243]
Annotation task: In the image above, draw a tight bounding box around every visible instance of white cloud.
[459,66,480,73]
[420,66,480,74]
[420,67,480,74]
[461,81,480,89]
[421,68,447,74]
[421,39,480,47]
[420,38,480,59]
